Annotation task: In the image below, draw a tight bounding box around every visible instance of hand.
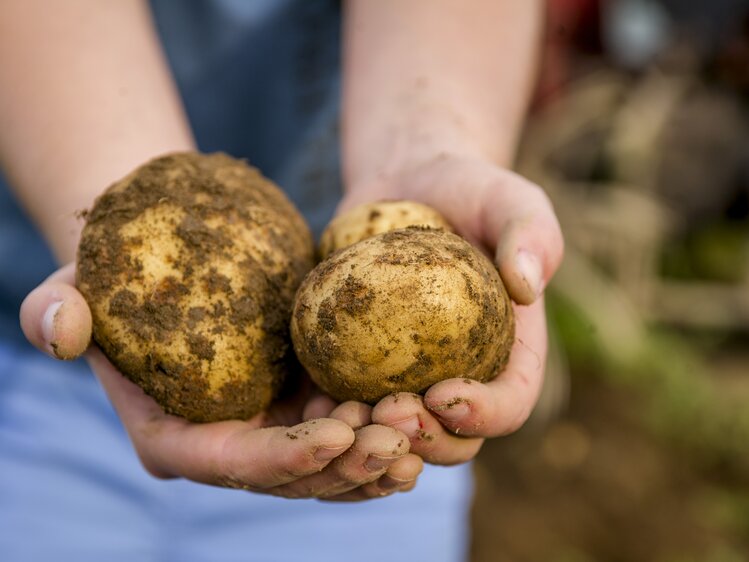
[339,152,564,465]
[20,264,423,501]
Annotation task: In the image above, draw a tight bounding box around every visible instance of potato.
[76,152,314,422]
[291,226,515,404]
[318,200,452,260]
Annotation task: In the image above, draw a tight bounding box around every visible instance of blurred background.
[471,1,749,560]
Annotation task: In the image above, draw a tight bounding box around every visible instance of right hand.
[20,264,422,501]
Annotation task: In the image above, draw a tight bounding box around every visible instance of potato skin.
[318,201,452,260]
[76,152,314,422]
[291,228,514,404]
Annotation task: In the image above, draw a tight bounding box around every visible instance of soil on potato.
[293,227,514,404]
[470,368,749,562]
[77,152,313,422]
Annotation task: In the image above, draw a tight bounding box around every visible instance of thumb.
[485,169,564,305]
[394,157,564,305]
[19,263,92,360]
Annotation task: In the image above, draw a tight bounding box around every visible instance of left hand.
[306,152,564,465]
[20,265,423,501]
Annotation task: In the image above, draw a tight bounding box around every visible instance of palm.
[335,153,563,465]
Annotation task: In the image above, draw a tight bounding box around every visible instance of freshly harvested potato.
[77,152,314,422]
[318,200,452,260]
[291,227,515,404]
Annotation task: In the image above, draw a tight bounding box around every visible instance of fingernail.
[516,250,543,300]
[42,301,63,347]
[379,474,414,490]
[391,416,420,438]
[365,454,397,472]
[433,401,470,423]
[314,445,348,462]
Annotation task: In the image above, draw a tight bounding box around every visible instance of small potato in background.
[318,200,452,260]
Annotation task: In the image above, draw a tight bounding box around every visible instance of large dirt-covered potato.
[77,152,314,422]
[318,200,452,260]
[291,227,515,404]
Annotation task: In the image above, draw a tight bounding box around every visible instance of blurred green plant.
[660,221,749,284]
[547,249,749,481]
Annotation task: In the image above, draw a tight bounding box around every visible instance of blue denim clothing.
[0,2,472,560]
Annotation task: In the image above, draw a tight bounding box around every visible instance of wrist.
[342,100,517,200]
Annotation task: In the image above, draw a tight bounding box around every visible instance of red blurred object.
[715,14,749,94]
[535,0,604,107]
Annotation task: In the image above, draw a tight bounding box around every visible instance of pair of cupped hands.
[20,154,563,502]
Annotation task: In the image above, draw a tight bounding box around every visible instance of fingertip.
[427,398,472,426]
[492,193,564,305]
[424,377,482,408]
[398,479,418,493]
[329,401,373,429]
[262,419,356,478]
[51,294,93,360]
[385,453,424,482]
[354,424,411,457]
[423,378,488,433]
[371,392,423,420]
[306,418,357,451]
[371,392,425,439]
[498,248,543,305]
[376,453,423,493]
[20,282,92,360]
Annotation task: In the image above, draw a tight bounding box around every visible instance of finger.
[485,171,564,305]
[424,299,547,437]
[271,424,409,499]
[397,479,418,493]
[371,392,485,465]
[302,389,339,421]
[322,453,423,502]
[87,348,355,487]
[19,263,92,360]
[372,452,423,493]
[328,401,373,429]
[396,157,564,305]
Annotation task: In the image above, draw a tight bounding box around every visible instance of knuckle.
[267,447,320,483]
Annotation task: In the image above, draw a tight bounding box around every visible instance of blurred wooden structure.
[518,67,749,331]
